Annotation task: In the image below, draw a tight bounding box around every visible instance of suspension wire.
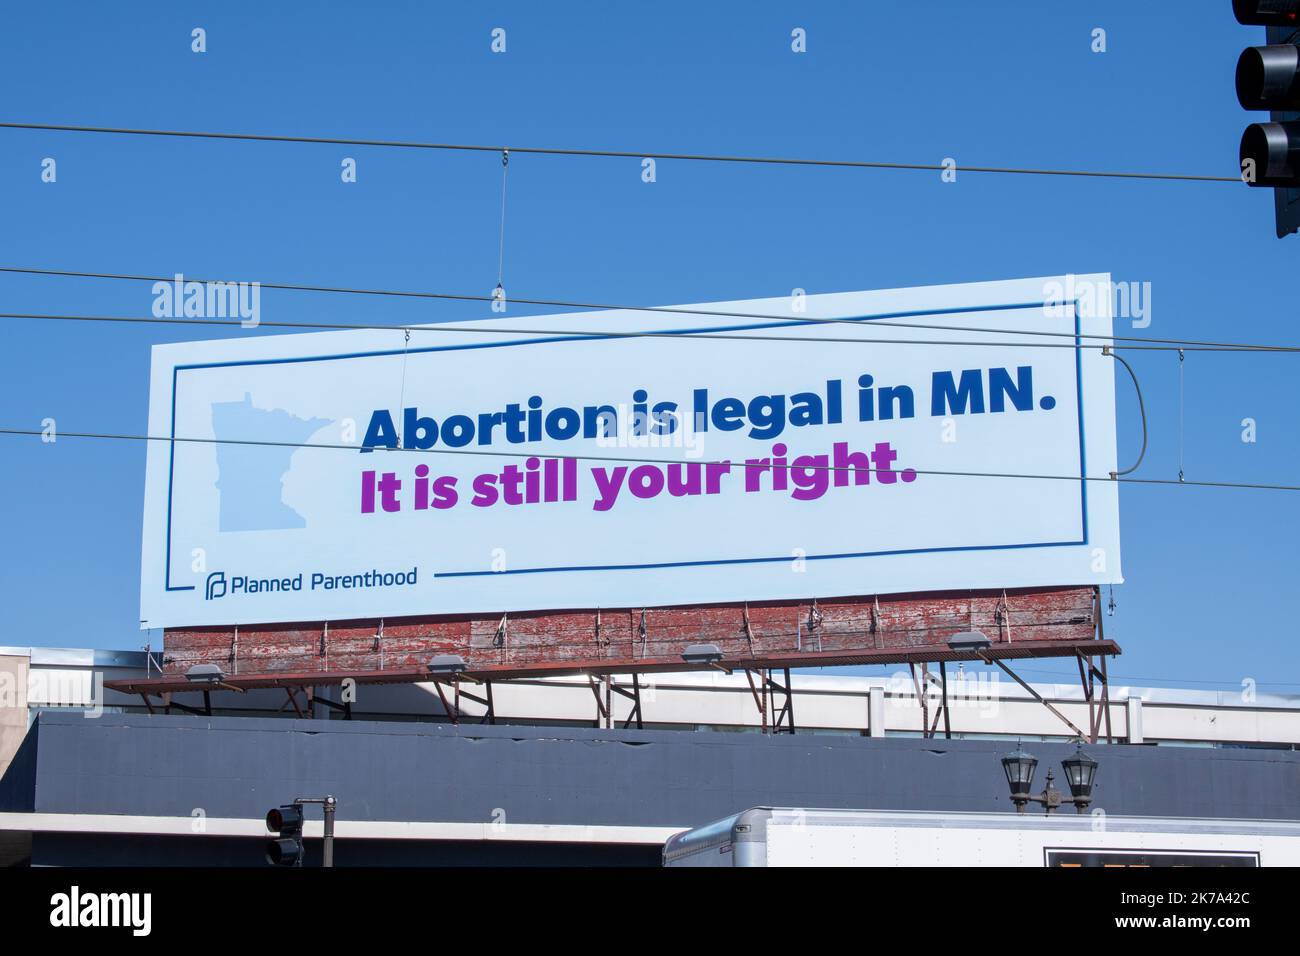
[834,660,1300,688]
[1105,349,1148,477]
[2,267,1299,354]
[3,426,1299,492]
[1007,666,1300,688]
[396,327,411,442]
[497,149,509,294]
[1178,349,1186,483]
[0,122,1242,183]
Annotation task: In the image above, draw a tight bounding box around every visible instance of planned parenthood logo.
[202,567,417,600]
[205,571,227,600]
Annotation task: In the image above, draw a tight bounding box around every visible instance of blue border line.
[165,365,190,589]
[162,299,1088,591]
[1075,310,1089,542]
[438,539,1082,579]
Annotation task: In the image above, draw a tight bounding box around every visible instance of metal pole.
[290,795,338,868]
[323,795,336,868]
[784,667,795,735]
[984,656,1088,739]
[939,661,951,740]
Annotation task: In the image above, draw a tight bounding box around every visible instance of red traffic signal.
[1234,1,1300,25]
[266,804,303,832]
[265,804,304,866]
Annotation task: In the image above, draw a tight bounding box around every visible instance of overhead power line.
[4,310,1296,353]
[996,666,1300,690]
[2,427,1298,493]
[0,121,1242,183]
[1107,351,1148,475]
[3,266,1297,354]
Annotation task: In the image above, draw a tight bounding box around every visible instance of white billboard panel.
[140,274,1122,628]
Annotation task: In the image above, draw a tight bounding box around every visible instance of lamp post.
[1001,743,1098,814]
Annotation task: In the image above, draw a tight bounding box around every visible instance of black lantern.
[1001,746,1038,798]
[1001,742,1099,815]
[1061,744,1099,806]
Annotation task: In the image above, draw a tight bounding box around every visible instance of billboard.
[140,274,1122,629]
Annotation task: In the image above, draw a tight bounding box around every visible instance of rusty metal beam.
[770,668,795,735]
[1076,651,1096,744]
[940,660,952,740]
[431,679,458,724]
[981,655,1088,739]
[609,674,644,730]
[451,681,496,725]
[1100,653,1113,743]
[106,638,1120,698]
[313,694,353,720]
[587,674,611,728]
[743,669,768,733]
[159,587,1099,680]
[909,663,929,738]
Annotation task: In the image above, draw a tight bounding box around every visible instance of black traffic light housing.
[265,803,304,866]
[1233,0,1300,26]
[1236,43,1300,110]
[1235,2,1300,236]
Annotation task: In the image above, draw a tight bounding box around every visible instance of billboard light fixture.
[946,630,992,652]
[427,654,467,675]
[681,643,724,665]
[185,663,226,684]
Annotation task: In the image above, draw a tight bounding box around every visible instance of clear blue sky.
[0,2,1295,692]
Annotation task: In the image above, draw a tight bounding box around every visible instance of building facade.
[2,644,1297,866]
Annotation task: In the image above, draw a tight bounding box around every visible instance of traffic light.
[265,804,304,866]
[1235,2,1300,236]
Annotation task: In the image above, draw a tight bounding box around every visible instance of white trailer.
[662,807,1300,867]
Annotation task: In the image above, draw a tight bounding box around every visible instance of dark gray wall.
[0,720,36,813]
[8,711,1299,827]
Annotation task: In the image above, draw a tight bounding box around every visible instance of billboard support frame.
[113,593,1119,742]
